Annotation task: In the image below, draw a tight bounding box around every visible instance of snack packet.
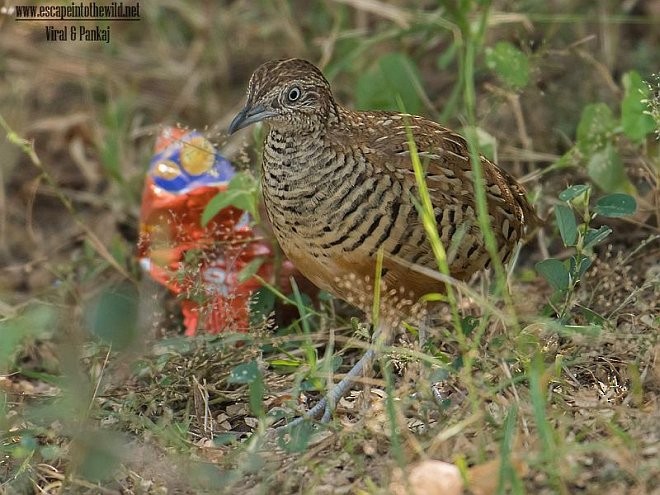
[138,127,273,335]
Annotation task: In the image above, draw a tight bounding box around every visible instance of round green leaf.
[576,103,616,153]
[277,420,314,453]
[0,305,55,373]
[586,144,631,193]
[485,41,530,90]
[355,53,424,114]
[558,184,589,202]
[229,360,261,384]
[593,193,637,217]
[201,172,259,226]
[249,287,276,326]
[228,172,258,193]
[85,284,138,350]
[77,430,126,482]
[535,258,570,291]
[621,70,656,142]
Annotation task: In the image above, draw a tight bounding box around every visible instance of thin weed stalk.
[399,106,463,340]
[0,115,133,281]
[529,355,567,494]
[373,248,405,466]
[461,1,515,307]
[497,405,523,494]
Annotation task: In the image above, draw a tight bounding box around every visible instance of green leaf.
[40,445,61,461]
[227,172,259,216]
[355,52,424,114]
[554,204,578,246]
[583,225,612,249]
[241,451,265,474]
[228,360,261,384]
[277,421,314,453]
[555,324,602,337]
[202,189,241,226]
[576,103,616,153]
[0,305,55,373]
[558,184,589,202]
[552,149,578,169]
[593,193,637,217]
[429,368,450,382]
[249,287,276,326]
[269,358,302,369]
[621,71,656,142]
[201,172,259,226]
[461,126,497,161]
[85,283,138,350]
[536,258,570,291]
[569,254,592,280]
[485,41,530,90]
[586,143,631,193]
[76,430,126,482]
[238,257,265,283]
[228,171,258,193]
[460,316,479,337]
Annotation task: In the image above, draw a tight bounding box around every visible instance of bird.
[228,58,537,424]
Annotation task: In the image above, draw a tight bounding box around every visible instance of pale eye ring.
[287,86,301,102]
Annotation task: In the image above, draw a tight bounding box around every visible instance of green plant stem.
[452,0,526,418]
[463,2,511,298]
[559,188,591,321]
[401,114,463,340]
[372,248,384,328]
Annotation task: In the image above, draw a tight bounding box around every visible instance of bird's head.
[228,59,337,135]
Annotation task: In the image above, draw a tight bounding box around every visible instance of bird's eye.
[287,86,301,102]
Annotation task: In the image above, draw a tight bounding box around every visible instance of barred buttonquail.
[228,58,536,423]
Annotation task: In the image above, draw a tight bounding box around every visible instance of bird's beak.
[227,103,275,134]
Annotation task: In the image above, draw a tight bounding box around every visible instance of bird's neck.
[263,103,345,153]
[264,125,328,170]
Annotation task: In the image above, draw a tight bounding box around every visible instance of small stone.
[390,460,463,495]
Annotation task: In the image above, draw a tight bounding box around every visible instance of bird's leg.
[274,349,376,430]
[276,323,389,430]
[320,348,376,422]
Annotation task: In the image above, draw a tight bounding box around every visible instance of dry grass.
[1,1,659,494]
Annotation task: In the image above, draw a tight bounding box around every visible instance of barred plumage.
[228,58,538,423]
[230,58,536,315]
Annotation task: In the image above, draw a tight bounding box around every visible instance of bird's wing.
[355,111,536,239]
[329,110,537,291]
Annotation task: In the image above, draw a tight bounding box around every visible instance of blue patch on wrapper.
[148,131,235,194]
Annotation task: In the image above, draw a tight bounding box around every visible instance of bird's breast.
[261,133,405,275]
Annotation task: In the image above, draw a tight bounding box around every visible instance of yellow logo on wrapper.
[153,159,182,180]
[180,136,216,175]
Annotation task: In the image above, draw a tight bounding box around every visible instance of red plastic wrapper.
[138,127,275,335]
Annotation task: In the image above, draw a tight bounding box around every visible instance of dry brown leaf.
[468,456,528,495]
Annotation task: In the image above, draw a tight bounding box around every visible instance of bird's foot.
[274,349,377,431]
